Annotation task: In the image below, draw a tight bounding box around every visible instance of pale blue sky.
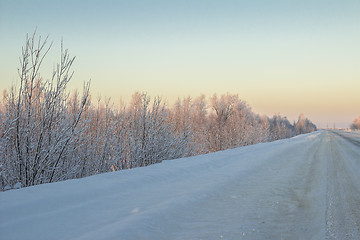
[1,0,359,128]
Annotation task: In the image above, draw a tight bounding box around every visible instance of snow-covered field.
[1,130,360,240]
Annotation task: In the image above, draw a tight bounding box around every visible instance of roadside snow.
[1,130,359,240]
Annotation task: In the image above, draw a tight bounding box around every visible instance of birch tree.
[0,32,90,189]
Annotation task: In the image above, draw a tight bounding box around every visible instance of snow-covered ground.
[1,130,360,240]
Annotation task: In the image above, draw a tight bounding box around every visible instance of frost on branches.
[350,116,360,130]
[0,32,317,190]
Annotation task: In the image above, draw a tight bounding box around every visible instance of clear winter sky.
[0,0,359,128]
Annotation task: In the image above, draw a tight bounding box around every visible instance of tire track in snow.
[326,131,360,240]
[331,130,360,148]
[269,131,327,240]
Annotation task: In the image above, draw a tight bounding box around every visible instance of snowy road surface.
[1,130,360,240]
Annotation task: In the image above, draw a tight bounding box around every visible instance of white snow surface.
[1,130,360,240]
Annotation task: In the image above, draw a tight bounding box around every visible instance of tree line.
[0,33,317,190]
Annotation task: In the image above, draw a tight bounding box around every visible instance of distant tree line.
[0,33,317,190]
[350,116,360,130]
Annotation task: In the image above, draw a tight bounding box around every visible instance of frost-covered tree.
[350,115,360,130]
[206,94,271,151]
[189,95,209,154]
[170,97,197,156]
[295,113,317,134]
[125,92,189,167]
[269,114,295,140]
[208,93,237,151]
[0,32,90,189]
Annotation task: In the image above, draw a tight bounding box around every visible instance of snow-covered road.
[1,130,360,240]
